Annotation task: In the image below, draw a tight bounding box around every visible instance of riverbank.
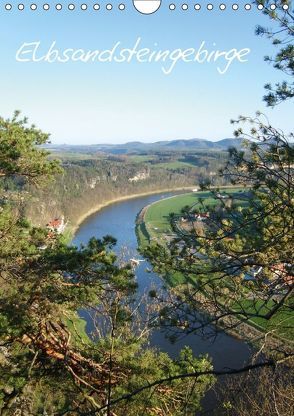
[69,184,245,240]
[69,186,196,239]
[136,186,246,250]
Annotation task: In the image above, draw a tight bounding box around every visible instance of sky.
[0,1,292,144]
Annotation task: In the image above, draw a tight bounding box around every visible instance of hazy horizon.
[47,136,240,146]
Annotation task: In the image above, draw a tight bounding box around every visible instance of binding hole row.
[3,3,289,11]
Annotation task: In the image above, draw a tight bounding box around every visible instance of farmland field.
[140,188,246,246]
[153,160,199,169]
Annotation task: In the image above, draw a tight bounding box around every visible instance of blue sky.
[0,2,292,144]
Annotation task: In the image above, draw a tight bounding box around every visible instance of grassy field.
[127,155,156,163]
[153,160,199,169]
[123,156,199,169]
[235,299,294,340]
[48,151,103,161]
[144,191,208,243]
[141,188,245,246]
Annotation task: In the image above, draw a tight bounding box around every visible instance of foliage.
[216,367,294,416]
[0,111,61,181]
[255,0,294,106]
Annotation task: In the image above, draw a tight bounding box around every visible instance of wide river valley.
[72,191,252,413]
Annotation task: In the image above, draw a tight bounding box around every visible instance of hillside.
[23,150,230,230]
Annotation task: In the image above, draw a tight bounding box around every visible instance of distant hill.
[47,138,244,155]
[160,138,243,150]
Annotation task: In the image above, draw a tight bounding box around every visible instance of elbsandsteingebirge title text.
[16,38,250,75]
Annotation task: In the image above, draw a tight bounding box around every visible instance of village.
[174,206,293,295]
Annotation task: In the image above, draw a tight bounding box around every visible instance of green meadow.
[140,188,245,246]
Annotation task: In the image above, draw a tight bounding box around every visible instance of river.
[72,191,252,412]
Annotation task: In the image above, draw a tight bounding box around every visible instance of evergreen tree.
[256,0,294,106]
[0,113,214,415]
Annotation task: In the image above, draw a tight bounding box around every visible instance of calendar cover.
[0,1,293,415]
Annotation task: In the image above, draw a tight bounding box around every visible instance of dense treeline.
[23,153,228,228]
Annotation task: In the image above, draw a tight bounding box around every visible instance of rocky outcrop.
[128,170,150,182]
